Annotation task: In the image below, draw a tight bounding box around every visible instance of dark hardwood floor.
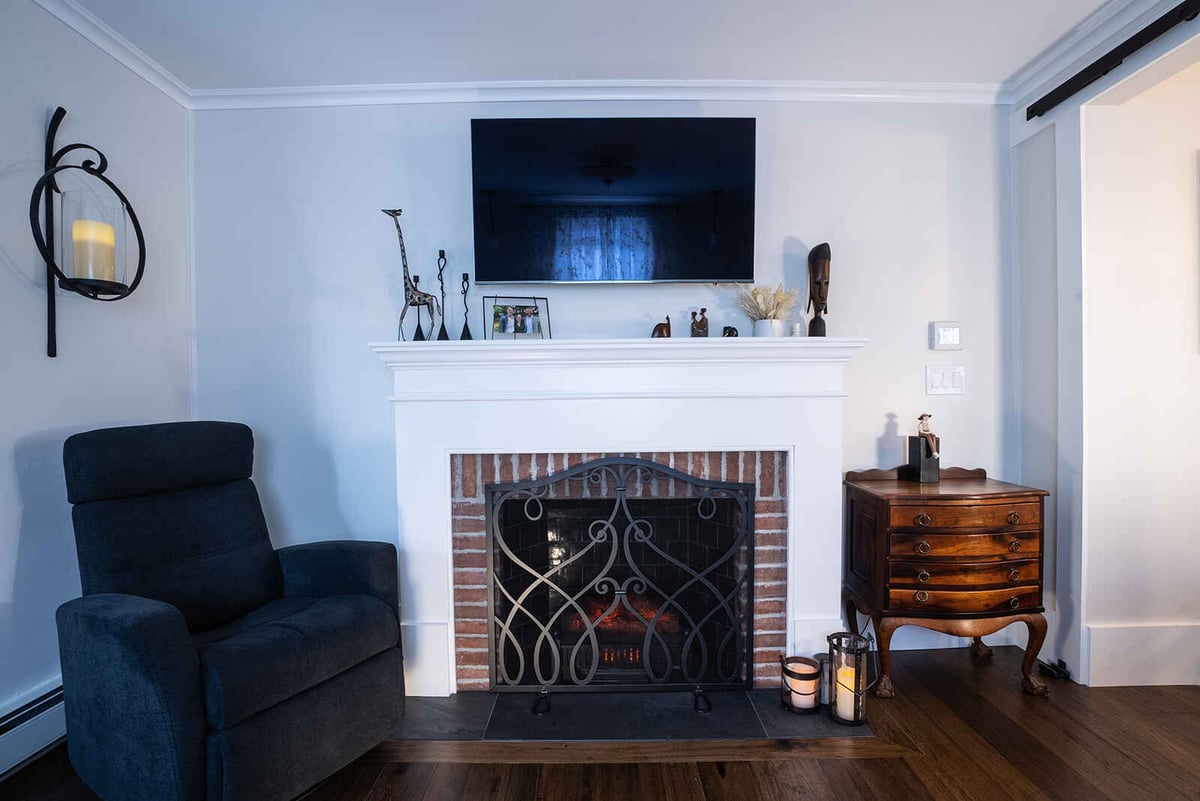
[4,647,1199,800]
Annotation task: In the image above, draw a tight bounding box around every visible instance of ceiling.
[72,0,1110,91]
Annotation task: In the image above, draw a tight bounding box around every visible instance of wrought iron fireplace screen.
[485,457,755,692]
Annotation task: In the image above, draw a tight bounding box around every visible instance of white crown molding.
[188,79,1006,110]
[31,0,190,108]
[1002,0,1184,107]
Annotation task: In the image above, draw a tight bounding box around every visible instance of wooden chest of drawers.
[843,467,1050,697]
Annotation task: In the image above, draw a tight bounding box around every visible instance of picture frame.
[484,296,552,340]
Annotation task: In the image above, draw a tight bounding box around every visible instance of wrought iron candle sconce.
[29,106,146,357]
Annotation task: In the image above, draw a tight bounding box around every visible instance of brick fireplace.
[450,451,788,690]
[371,337,865,695]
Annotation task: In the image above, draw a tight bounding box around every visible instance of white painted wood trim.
[30,0,191,107]
[1087,622,1200,686]
[14,4,1013,111]
[1006,0,1193,108]
[0,704,64,778]
[188,80,1007,110]
[370,337,868,367]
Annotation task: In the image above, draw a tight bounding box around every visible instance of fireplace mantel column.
[372,337,867,695]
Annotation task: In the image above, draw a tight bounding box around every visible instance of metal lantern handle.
[831,632,880,695]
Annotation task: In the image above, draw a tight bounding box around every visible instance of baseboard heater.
[1026,0,1200,119]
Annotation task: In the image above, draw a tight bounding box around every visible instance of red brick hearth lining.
[450,451,788,691]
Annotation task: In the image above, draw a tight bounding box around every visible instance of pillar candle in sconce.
[835,665,857,720]
[72,219,116,283]
[779,655,821,714]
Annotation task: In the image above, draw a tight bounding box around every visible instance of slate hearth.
[392,691,873,742]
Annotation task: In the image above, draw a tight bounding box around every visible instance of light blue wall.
[0,0,191,763]
[193,98,1010,653]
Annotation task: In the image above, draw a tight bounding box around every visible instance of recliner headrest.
[64,421,254,504]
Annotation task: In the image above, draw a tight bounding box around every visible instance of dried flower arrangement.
[737,284,798,322]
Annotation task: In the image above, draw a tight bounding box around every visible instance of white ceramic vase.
[753,319,786,337]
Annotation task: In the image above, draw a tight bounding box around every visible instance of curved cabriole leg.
[1021,613,1050,696]
[970,636,994,660]
[845,596,861,636]
[874,617,899,698]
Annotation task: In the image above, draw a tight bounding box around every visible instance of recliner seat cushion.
[195,595,398,729]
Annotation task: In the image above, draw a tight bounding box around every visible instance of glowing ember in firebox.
[563,593,681,635]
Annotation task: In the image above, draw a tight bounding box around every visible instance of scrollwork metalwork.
[487,456,755,692]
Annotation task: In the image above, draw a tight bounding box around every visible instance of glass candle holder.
[779,656,821,714]
[59,189,128,294]
[828,631,876,726]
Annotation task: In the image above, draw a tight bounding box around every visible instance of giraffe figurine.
[382,209,440,341]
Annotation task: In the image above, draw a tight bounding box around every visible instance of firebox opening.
[487,457,755,692]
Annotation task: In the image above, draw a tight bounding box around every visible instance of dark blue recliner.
[56,422,404,801]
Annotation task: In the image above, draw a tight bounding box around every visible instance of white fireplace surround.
[371,337,866,695]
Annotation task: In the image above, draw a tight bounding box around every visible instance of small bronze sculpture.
[722,326,739,337]
[917,413,939,459]
[435,249,450,340]
[382,209,440,342]
[459,272,473,340]
[651,316,671,338]
[690,308,709,337]
[807,242,831,337]
[902,412,940,483]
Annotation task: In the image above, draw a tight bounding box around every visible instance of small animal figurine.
[690,308,709,337]
[651,315,671,338]
[722,326,739,337]
[382,209,441,342]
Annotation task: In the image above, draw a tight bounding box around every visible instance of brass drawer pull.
[1008,568,1020,582]
[1009,597,1021,609]
[1007,511,1021,524]
[915,513,932,527]
[916,540,932,555]
[914,590,929,604]
[917,570,931,583]
[1009,540,1022,553]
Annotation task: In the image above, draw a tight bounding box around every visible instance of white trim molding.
[22,1,1010,111]
[371,336,866,695]
[1005,0,1198,108]
[188,80,1006,111]
[31,0,190,107]
[1087,622,1200,686]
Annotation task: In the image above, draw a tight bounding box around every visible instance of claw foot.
[1022,675,1049,696]
[874,675,895,698]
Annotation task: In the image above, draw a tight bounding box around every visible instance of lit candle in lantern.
[835,665,857,720]
[788,675,819,709]
[72,219,116,283]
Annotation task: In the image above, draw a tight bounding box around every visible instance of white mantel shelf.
[371,336,867,695]
[369,337,868,403]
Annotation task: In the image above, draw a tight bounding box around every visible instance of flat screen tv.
[471,117,755,284]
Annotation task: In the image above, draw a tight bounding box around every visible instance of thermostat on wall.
[930,321,962,350]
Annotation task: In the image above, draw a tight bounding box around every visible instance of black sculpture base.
[808,315,826,337]
[901,436,940,483]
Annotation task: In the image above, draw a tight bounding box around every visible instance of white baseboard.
[1087,622,1200,686]
[0,701,65,778]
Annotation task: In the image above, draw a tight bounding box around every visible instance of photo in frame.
[484,296,551,340]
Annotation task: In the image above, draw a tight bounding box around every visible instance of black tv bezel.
[469,116,757,285]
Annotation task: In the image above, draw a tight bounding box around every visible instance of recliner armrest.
[56,594,206,801]
[277,540,399,619]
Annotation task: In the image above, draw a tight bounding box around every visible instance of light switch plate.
[930,321,963,350]
[926,365,965,395]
